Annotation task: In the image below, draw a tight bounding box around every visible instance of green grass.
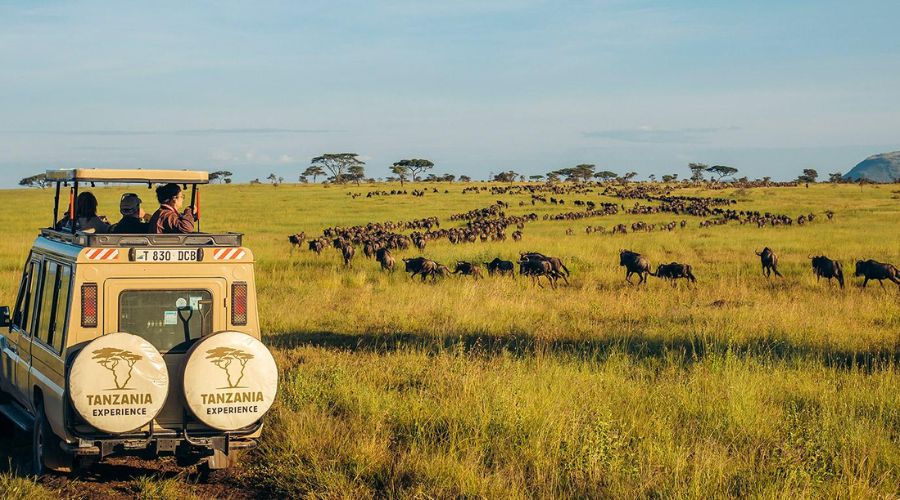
[0,182,898,497]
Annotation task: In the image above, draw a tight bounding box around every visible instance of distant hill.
[843,151,900,183]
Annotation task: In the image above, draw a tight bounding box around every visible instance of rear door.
[103,278,227,428]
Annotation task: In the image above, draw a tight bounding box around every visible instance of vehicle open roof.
[46,168,209,184]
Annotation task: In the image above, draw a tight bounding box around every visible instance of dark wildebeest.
[363,241,376,259]
[512,230,523,241]
[854,260,900,289]
[485,258,515,277]
[619,250,651,285]
[403,257,438,281]
[339,242,354,267]
[453,261,484,279]
[376,247,395,272]
[518,258,561,289]
[810,255,844,289]
[308,239,324,255]
[520,252,570,285]
[653,262,697,286]
[288,232,306,253]
[755,247,782,278]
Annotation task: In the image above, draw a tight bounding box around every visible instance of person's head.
[120,193,144,218]
[156,183,184,210]
[74,192,98,219]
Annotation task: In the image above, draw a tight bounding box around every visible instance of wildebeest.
[520,252,570,285]
[403,257,438,281]
[619,250,651,285]
[810,255,844,289]
[288,232,306,253]
[376,247,395,272]
[339,242,354,267]
[653,262,697,285]
[854,260,900,289]
[755,247,782,278]
[308,239,325,254]
[518,258,562,288]
[485,258,515,277]
[512,230,523,241]
[453,261,484,279]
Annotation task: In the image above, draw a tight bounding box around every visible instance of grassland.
[0,182,898,498]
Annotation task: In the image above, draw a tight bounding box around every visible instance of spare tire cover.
[69,332,169,434]
[182,331,278,430]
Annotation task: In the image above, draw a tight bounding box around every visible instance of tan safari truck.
[0,169,278,477]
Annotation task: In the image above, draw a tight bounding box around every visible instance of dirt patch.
[1,417,266,499]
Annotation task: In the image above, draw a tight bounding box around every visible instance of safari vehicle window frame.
[13,255,43,338]
[11,254,34,331]
[31,258,72,357]
[116,288,215,354]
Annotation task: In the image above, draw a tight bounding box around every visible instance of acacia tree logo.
[92,348,142,390]
[206,347,254,389]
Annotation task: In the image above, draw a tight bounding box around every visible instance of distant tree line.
[16,157,871,189]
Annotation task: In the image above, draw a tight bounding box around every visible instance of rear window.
[118,290,212,352]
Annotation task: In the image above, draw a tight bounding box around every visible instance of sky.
[1,0,899,186]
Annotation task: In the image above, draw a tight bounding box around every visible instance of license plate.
[132,248,200,262]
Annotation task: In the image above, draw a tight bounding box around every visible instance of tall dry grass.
[0,182,897,497]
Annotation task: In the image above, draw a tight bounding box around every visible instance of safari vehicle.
[0,169,278,476]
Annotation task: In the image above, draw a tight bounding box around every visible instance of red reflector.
[81,283,97,327]
[231,282,247,326]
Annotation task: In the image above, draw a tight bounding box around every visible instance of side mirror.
[0,306,9,328]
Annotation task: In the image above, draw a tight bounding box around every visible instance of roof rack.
[46,168,209,234]
[46,168,208,184]
[40,228,242,248]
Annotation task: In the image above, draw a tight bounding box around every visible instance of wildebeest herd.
[287,187,898,291]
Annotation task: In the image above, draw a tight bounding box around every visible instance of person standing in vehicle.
[55,192,110,233]
[110,193,150,233]
[147,183,194,233]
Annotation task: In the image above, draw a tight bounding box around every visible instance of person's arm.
[175,207,195,233]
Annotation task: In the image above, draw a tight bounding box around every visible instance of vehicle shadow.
[264,329,900,373]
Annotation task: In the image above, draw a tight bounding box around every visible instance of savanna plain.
[0,181,898,498]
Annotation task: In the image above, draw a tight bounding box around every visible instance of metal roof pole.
[71,181,78,234]
[190,184,199,232]
[52,182,61,229]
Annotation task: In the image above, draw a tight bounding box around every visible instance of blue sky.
[1,0,898,185]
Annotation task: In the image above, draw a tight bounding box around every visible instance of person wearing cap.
[110,193,150,234]
[147,183,194,234]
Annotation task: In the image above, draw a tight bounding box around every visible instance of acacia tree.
[19,173,49,189]
[209,170,233,184]
[393,158,434,181]
[797,168,819,183]
[572,164,595,182]
[390,164,409,185]
[593,171,617,182]
[459,175,472,182]
[310,153,364,184]
[347,164,366,186]
[493,170,519,183]
[828,172,843,183]
[303,165,325,183]
[706,165,738,181]
[689,163,708,182]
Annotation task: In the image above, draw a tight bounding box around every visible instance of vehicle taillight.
[81,283,98,327]
[231,282,247,326]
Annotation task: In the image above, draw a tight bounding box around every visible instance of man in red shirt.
[147,183,195,234]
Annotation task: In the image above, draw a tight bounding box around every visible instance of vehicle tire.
[32,403,71,475]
